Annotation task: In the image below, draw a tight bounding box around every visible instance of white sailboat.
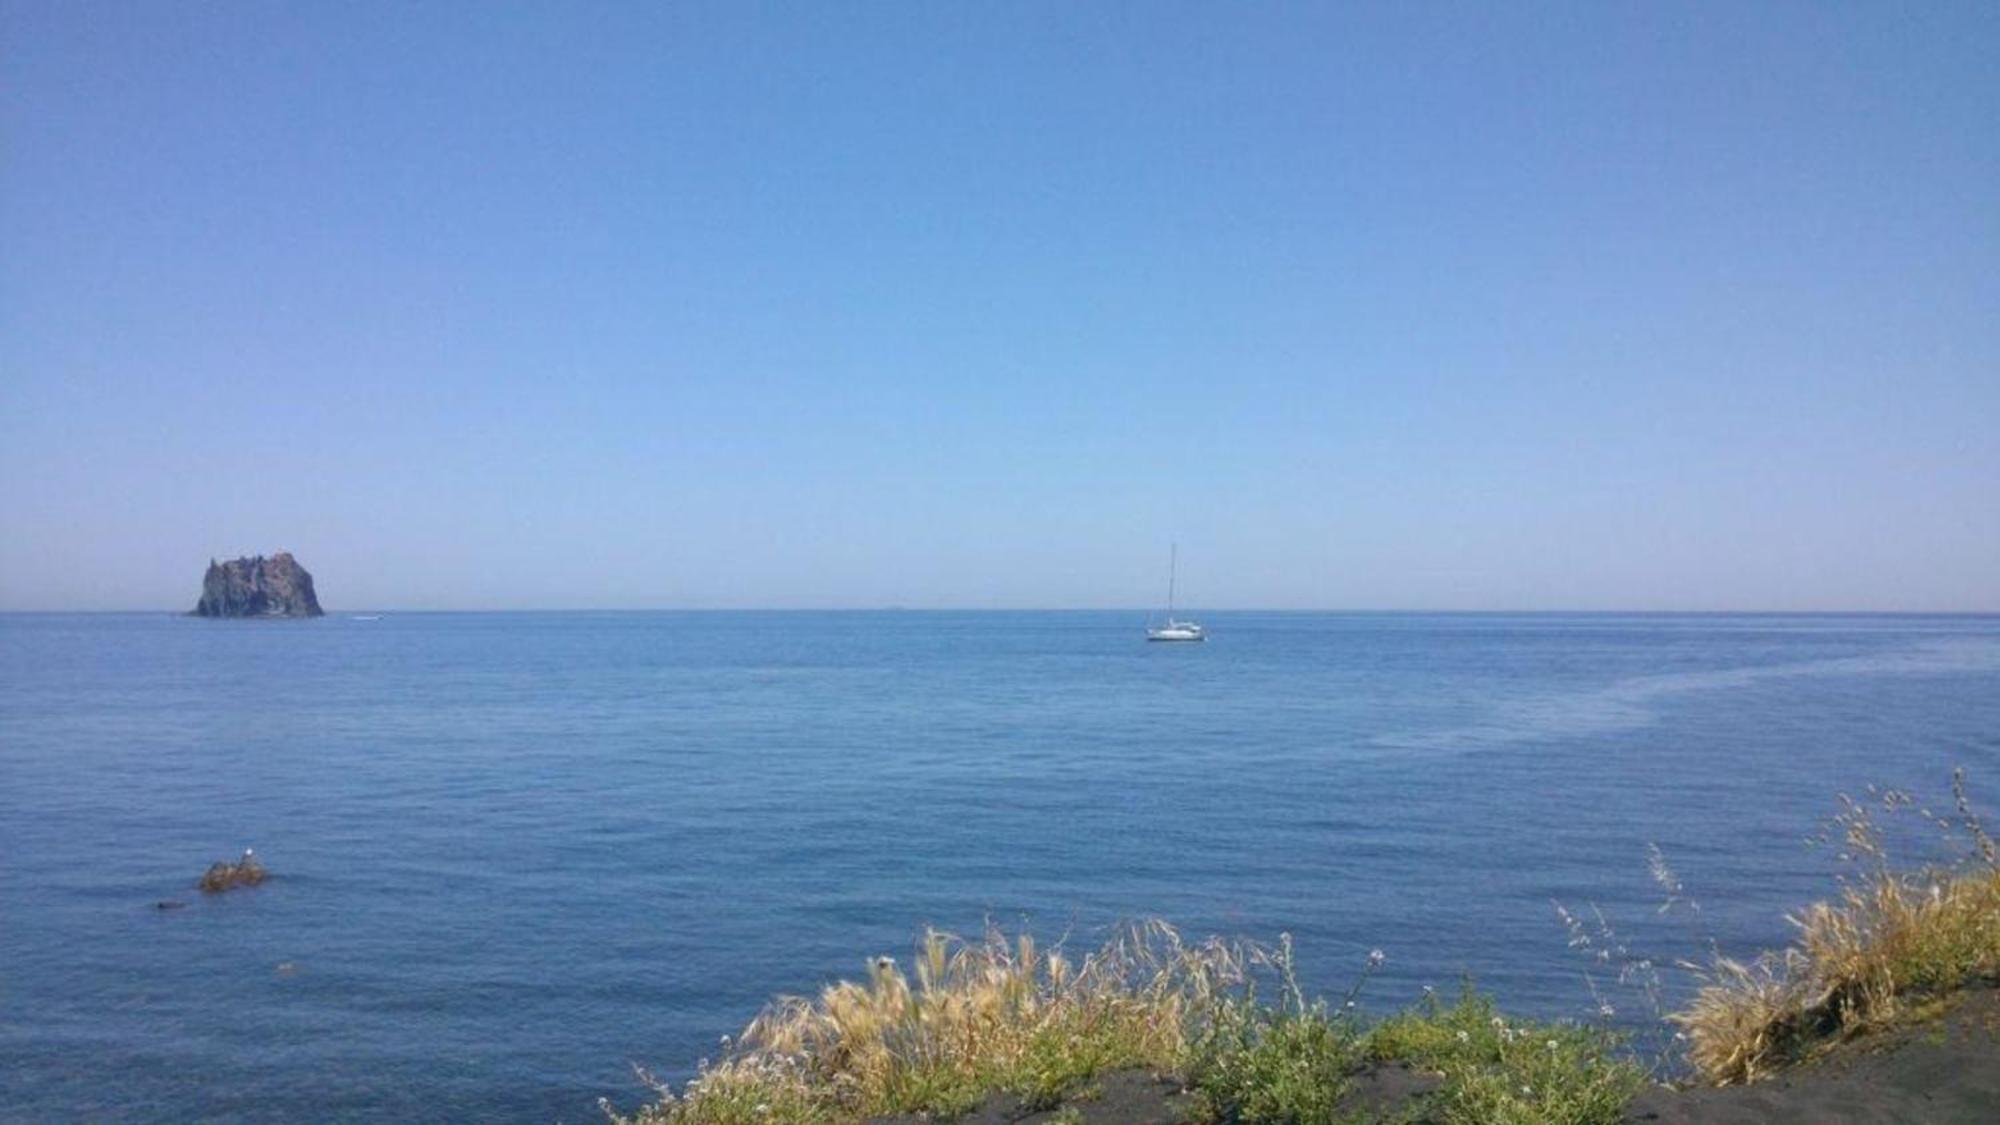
[1146,544,1206,642]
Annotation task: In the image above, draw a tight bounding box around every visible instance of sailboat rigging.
[1146,544,1206,642]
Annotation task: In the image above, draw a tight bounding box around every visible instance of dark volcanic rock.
[191,553,324,618]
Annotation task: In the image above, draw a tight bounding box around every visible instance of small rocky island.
[191,552,324,618]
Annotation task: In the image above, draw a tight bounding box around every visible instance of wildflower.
[1598,1003,1615,1018]
[1368,948,1387,966]
[1546,1039,1559,1051]
[1521,1085,1533,1096]
[1490,1016,1504,1028]
[1422,984,1436,996]
[1456,1030,1470,1043]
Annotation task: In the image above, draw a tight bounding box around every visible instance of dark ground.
[1624,984,2000,1124]
[871,987,2000,1123]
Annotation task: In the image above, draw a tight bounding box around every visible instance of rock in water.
[191,553,325,618]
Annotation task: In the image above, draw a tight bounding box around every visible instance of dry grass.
[197,849,267,893]
[606,924,1647,1125]
[1672,770,2000,1084]
[608,920,1249,1124]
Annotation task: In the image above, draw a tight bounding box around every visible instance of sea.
[3,611,1998,1122]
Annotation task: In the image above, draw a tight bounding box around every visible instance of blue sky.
[2,2,1995,610]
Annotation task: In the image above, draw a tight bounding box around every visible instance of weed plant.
[1366,988,1644,1125]
[1182,935,1374,1123]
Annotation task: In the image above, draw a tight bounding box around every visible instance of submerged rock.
[191,553,324,618]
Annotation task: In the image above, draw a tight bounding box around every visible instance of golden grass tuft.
[198,849,267,893]
[609,920,1249,1123]
[1673,771,2000,1085]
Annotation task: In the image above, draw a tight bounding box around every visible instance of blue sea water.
[2,611,1998,1122]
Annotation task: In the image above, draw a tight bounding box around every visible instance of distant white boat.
[350,615,382,621]
[1146,545,1205,643]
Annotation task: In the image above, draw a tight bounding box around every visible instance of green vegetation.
[1184,940,1642,1125]
[1183,946,1361,1123]
[1365,990,1644,1125]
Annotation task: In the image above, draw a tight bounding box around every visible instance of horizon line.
[5,606,1999,617]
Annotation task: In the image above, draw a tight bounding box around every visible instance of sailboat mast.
[1167,543,1177,618]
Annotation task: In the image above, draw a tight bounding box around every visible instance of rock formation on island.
[191,552,325,618]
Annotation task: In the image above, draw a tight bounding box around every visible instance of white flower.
[1367,949,1387,966]
[1598,1003,1616,1018]
[1455,1030,1469,1043]
[1546,1039,1559,1051]
[1521,1085,1533,1096]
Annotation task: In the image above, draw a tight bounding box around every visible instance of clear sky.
[2,2,1995,611]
